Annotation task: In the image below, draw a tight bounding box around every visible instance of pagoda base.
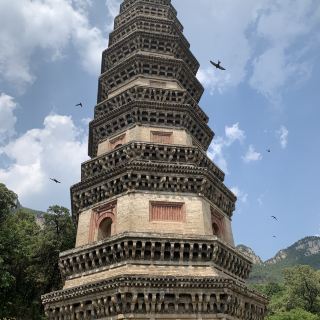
[42,275,267,320]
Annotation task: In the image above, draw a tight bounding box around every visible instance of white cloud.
[231,186,248,204]
[207,123,246,173]
[242,145,262,163]
[225,123,246,145]
[193,0,263,93]
[0,112,88,210]
[190,0,320,101]
[207,136,229,173]
[249,0,320,101]
[277,126,289,149]
[106,0,121,31]
[0,0,106,90]
[0,93,17,142]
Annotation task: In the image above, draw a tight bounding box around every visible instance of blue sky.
[0,0,319,260]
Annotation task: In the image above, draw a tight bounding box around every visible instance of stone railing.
[59,233,251,281]
[81,142,224,181]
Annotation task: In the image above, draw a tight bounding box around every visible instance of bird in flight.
[266,148,271,153]
[210,60,226,71]
[273,235,277,238]
[50,178,61,184]
[271,215,278,221]
[75,102,83,108]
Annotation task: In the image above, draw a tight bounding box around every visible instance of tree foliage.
[267,308,320,320]
[254,265,320,319]
[0,184,76,319]
[283,265,320,313]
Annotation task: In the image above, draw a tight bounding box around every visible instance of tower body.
[42,0,268,319]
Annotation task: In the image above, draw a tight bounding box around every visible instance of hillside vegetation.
[237,237,320,283]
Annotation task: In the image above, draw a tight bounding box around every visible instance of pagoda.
[42,0,268,319]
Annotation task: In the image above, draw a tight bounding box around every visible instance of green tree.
[0,184,76,319]
[0,208,42,319]
[267,308,320,320]
[35,205,76,293]
[283,265,320,313]
[0,182,17,223]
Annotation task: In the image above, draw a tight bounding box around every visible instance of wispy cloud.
[106,0,122,31]
[193,0,320,102]
[0,93,17,143]
[242,145,262,163]
[231,186,248,203]
[207,123,246,173]
[277,126,289,149]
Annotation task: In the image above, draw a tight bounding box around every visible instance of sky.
[0,0,320,261]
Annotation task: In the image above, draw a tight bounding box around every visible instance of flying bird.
[75,103,83,108]
[210,60,226,71]
[50,178,61,184]
[271,216,278,221]
[273,235,277,238]
[266,149,271,153]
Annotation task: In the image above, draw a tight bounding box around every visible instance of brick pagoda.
[42,0,268,318]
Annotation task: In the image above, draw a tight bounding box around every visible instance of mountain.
[237,245,263,265]
[22,207,46,226]
[237,236,320,283]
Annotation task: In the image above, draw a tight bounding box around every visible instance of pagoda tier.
[42,0,268,318]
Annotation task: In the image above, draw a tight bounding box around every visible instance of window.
[109,133,126,150]
[212,222,220,236]
[150,201,185,222]
[151,131,173,144]
[97,218,112,241]
[211,208,224,238]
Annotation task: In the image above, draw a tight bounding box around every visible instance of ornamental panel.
[150,201,185,221]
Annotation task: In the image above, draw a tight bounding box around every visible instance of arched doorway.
[212,222,220,237]
[97,218,113,241]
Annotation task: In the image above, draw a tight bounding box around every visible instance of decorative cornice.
[114,1,182,31]
[109,14,187,47]
[94,85,208,123]
[42,275,268,320]
[102,29,199,74]
[82,142,224,182]
[88,101,213,156]
[58,232,252,281]
[97,53,204,103]
[70,160,236,219]
[120,0,174,15]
